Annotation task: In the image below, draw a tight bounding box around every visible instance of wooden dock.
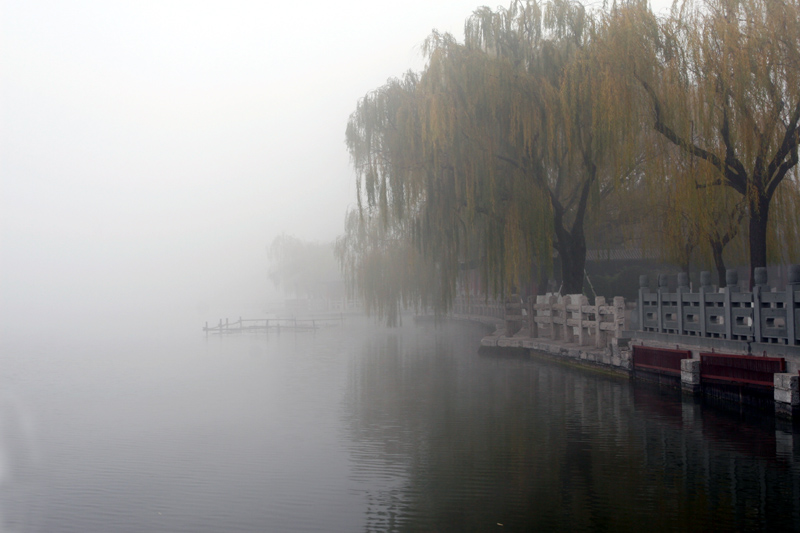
[203,316,343,335]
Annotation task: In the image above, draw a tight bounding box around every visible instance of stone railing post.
[594,296,606,348]
[574,294,589,346]
[724,269,739,340]
[677,272,689,335]
[549,294,560,341]
[753,267,768,343]
[699,271,711,338]
[638,275,649,332]
[613,296,625,339]
[657,274,669,333]
[529,296,538,338]
[563,295,575,343]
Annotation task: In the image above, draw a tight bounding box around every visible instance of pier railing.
[531,294,628,348]
[204,316,343,335]
[453,296,505,320]
[638,265,800,345]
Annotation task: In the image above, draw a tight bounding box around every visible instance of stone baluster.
[677,272,689,335]
[787,264,799,346]
[594,296,606,348]
[753,267,768,343]
[657,274,668,333]
[699,271,711,338]
[724,269,738,339]
[638,274,648,332]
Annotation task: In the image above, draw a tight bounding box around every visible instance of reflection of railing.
[452,296,504,320]
[203,316,343,334]
[638,266,800,345]
[531,294,628,349]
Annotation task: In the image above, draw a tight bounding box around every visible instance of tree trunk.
[747,193,770,289]
[554,228,586,295]
[561,243,586,294]
[710,240,727,288]
[548,165,594,296]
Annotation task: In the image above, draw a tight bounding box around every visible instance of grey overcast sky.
[1,1,671,338]
[1,0,491,335]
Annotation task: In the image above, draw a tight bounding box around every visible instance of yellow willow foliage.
[669,0,800,174]
[642,142,749,271]
[602,0,800,273]
[420,1,642,292]
[345,0,654,309]
[335,206,449,325]
[767,173,800,263]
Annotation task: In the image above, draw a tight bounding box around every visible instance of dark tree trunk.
[555,232,586,295]
[681,247,691,278]
[711,240,727,288]
[747,192,770,289]
[535,263,549,297]
[550,176,591,296]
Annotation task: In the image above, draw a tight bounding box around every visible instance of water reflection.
[2,320,798,531]
[346,321,800,532]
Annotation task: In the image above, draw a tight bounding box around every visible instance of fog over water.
[1,0,676,339]
[5,3,797,532]
[0,0,497,340]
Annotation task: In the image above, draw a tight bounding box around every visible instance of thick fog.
[1,0,485,340]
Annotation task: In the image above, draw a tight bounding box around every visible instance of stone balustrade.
[531,293,628,349]
[635,264,800,419]
[638,265,800,345]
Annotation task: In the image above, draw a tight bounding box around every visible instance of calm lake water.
[1,317,799,532]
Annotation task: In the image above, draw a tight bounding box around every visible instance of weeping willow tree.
[344,0,641,311]
[642,144,748,284]
[267,234,340,298]
[421,0,642,295]
[335,207,442,326]
[603,0,800,286]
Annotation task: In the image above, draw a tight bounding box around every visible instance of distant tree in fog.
[267,235,340,299]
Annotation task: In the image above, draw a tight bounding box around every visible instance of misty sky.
[1,0,493,335]
[1,1,672,338]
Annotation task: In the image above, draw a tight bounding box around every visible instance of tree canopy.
[339,0,800,322]
[344,0,642,308]
[605,0,800,285]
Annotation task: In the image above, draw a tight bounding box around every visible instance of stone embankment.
[479,321,631,376]
[469,264,800,421]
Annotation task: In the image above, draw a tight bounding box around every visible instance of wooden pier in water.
[203,316,343,335]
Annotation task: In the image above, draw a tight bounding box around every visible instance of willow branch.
[766,100,800,199]
[637,74,747,195]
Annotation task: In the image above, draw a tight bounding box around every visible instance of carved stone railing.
[638,265,800,346]
[531,294,628,348]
